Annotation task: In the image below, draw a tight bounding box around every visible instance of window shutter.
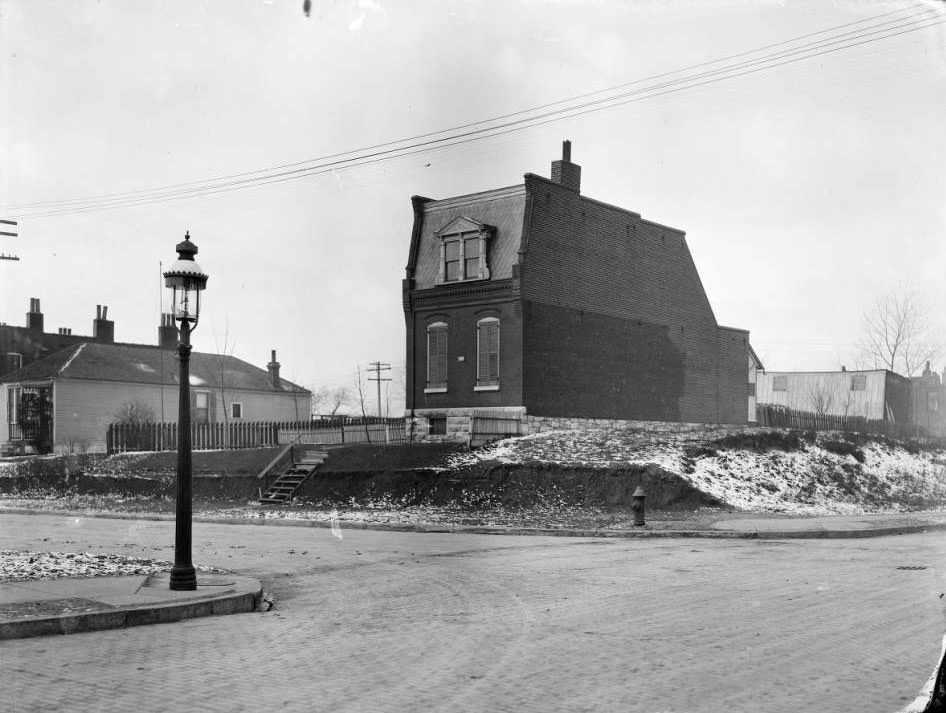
[478,320,500,383]
[427,324,448,387]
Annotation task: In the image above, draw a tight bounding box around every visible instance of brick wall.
[716,327,750,425]
[522,301,686,420]
[409,298,523,410]
[519,175,747,424]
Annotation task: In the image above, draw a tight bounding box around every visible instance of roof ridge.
[57,343,87,376]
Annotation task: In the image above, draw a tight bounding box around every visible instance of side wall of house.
[55,380,179,453]
[519,175,745,424]
[717,328,750,425]
[53,380,310,453]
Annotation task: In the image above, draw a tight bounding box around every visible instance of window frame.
[475,317,501,391]
[425,321,449,394]
[772,375,787,392]
[4,353,23,373]
[230,402,244,419]
[7,386,21,435]
[193,390,211,425]
[850,374,867,391]
[434,219,493,285]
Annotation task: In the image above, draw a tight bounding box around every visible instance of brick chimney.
[267,350,282,390]
[158,313,178,350]
[551,140,581,193]
[93,305,114,343]
[26,297,44,332]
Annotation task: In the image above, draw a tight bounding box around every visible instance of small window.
[747,383,756,397]
[425,322,448,392]
[850,375,867,391]
[4,353,22,374]
[7,386,21,428]
[428,417,447,435]
[476,318,500,390]
[929,392,940,412]
[772,376,787,392]
[231,402,243,419]
[435,219,493,285]
[194,391,210,425]
[443,236,484,282]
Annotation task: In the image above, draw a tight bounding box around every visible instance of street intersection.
[1,512,944,713]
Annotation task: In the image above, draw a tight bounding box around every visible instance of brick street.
[1,513,944,713]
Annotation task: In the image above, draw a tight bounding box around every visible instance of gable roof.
[1,342,309,394]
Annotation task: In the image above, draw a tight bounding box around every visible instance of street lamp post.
[163,232,208,591]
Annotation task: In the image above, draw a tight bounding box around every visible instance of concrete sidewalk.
[0,572,262,640]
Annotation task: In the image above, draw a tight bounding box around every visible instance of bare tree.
[113,400,156,425]
[354,366,371,441]
[859,284,941,377]
[211,325,237,445]
[805,379,835,416]
[311,386,351,417]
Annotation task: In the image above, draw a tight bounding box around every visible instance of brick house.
[1,298,122,376]
[402,142,755,438]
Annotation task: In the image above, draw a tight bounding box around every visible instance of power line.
[4,6,942,219]
[11,9,942,218]
[0,219,20,261]
[366,361,391,418]
[8,3,930,213]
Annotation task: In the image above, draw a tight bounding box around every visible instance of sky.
[1,0,944,414]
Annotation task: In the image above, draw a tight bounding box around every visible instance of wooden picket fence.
[106,416,408,454]
[756,404,916,439]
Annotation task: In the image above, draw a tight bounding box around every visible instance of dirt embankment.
[0,444,719,511]
[2,431,944,515]
[290,462,722,511]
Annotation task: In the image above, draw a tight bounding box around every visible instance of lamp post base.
[169,564,197,591]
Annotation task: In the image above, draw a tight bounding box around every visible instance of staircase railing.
[256,442,296,501]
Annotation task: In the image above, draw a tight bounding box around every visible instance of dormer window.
[435,216,493,284]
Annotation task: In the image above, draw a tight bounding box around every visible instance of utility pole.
[0,220,19,261]
[367,361,391,417]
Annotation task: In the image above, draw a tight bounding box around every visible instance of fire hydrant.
[630,485,646,527]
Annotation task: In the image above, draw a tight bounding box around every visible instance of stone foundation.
[408,407,731,445]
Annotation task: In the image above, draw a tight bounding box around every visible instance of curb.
[2,506,946,540]
[0,582,262,641]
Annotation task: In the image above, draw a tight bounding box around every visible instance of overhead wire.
[10,7,941,216]
[8,1,932,214]
[5,5,943,219]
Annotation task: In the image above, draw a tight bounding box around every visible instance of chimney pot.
[93,305,114,343]
[550,140,581,193]
[27,297,44,332]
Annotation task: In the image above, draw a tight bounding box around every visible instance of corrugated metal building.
[756,369,911,422]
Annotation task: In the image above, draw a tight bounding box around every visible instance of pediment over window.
[434,216,491,237]
[434,216,495,284]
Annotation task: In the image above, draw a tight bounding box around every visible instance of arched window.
[425,322,448,393]
[476,318,500,390]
